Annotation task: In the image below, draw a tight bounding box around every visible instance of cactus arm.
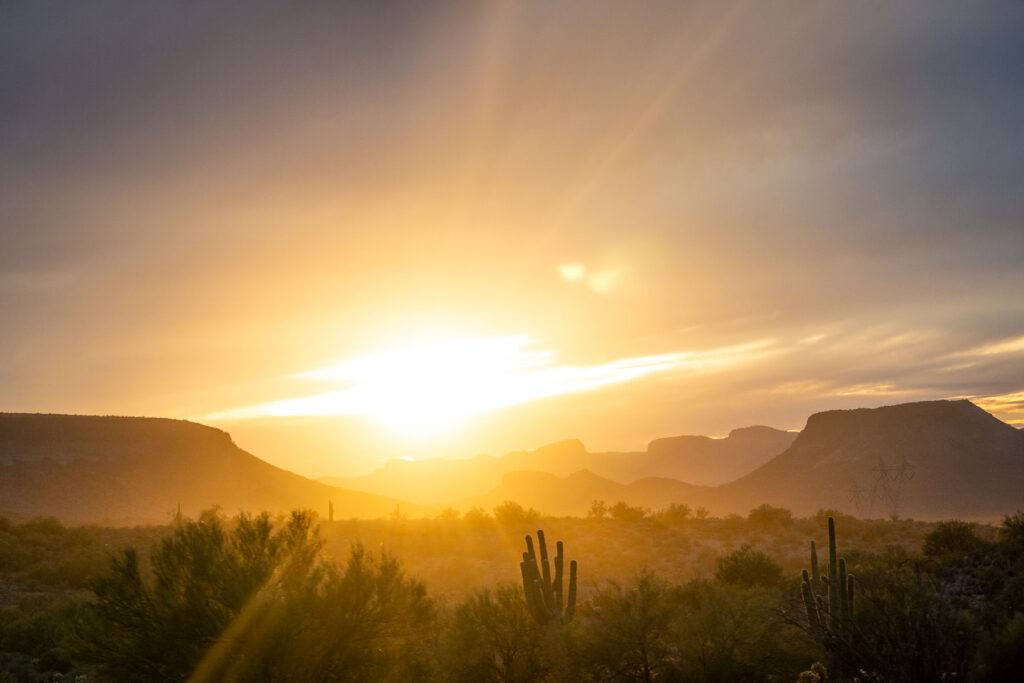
[802,578,821,634]
[847,574,855,618]
[519,530,578,625]
[554,541,564,613]
[827,517,839,622]
[811,540,820,593]
[537,530,556,614]
[565,560,578,623]
[838,557,849,623]
[520,559,550,623]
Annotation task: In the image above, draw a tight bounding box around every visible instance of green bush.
[923,520,982,560]
[609,501,648,523]
[440,584,547,683]
[715,545,783,588]
[747,504,794,530]
[493,501,541,527]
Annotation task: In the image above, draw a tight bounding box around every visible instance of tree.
[77,509,317,681]
[440,585,547,683]
[658,503,691,525]
[75,509,433,682]
[610,501,648,523]
[923,520,982,560]
[747,504,793,530]
[464,507,494,528]
[225,544,433,682]
[574,571,682,682]
[493,501,541,527]
[714,545,783,589]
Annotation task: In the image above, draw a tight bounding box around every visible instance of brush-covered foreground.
[1,504,1022,682]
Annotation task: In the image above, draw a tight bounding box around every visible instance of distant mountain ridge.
[0,413,425,524]
[3,400,1020,524]
[716,400,1024,519]
[321,426,795,504]
[447,400,1024,520]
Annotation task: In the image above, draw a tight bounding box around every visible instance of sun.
[298,335,550,438]
[203,333,704,440]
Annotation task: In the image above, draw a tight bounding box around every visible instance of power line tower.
[869,456,915,517]
[847,482,870,517]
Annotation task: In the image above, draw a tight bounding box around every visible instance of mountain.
[0,414,425,524]
[323,427,795,503]
[715,400,1024,519]
[640,425,796,485]
[444,400,1024,520]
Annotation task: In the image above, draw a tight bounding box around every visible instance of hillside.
[715,400,1024,519]
[0,413,425,524]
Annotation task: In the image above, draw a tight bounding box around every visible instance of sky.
[2,1,1023,477]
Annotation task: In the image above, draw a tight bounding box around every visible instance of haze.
[2,2,1023,476]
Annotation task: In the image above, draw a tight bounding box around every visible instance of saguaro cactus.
[520,529,577,625]
[801,517,859,679]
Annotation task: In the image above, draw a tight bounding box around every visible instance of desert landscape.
[2,2,1023,681]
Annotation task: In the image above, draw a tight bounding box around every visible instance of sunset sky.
[2,2,1023,476]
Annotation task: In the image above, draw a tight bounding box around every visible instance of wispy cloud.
[964,390,1024,425]
[952,334,1024,359]
[202,336,775,426]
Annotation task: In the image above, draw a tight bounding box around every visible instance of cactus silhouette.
[801,517,859,679]
[520,530,577,625]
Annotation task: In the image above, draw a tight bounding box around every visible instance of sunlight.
[203,335,776,439]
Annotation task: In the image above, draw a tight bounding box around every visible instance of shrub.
[715,545,784,588]
[659,503,692,525]
[493,501,541,527]
[610,501,648,523]
[74,509,323,681]
[923,520,982,560]
[463,507,494,528]
[575,571,682,681]
[440,584,546,683]
[747,504,794,530]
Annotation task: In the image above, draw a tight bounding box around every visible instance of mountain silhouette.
[322,427,794,503]
[0,414,425,524]
[3,401,1019,523]
[715,400,1024,519]
[424,400,1024,520]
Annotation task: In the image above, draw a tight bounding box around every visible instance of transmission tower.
[847,482,870,517]
[869,456,915,517]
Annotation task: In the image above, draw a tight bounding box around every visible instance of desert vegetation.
[1,505,1022,682]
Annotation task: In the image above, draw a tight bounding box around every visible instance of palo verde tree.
[75,509,433,682]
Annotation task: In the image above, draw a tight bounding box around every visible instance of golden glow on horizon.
[202,335,776,439]
[968,390,1024,426]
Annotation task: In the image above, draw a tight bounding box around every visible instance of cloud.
[952,334,1024,358]
[962,391,1024,426]
[201,335,775,425]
